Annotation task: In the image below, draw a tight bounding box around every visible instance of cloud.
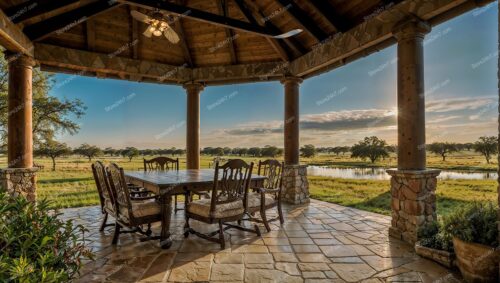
[426,96,495,113]
[224,109,397,136]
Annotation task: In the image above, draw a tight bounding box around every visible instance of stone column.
[281,77,309,204]
[0,53,38,202]
[184,82,203,170]
[388,19,440,244]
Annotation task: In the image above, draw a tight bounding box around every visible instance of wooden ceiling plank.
[129,6,139,59]
[5,0,79,24]
[217,0,237,64]
[121,0,281,38]
[233,0,289,61]
[308,0,350,33]
[23,1,121,41]
[0,8,33,55]
[275,0,327,42]
[85,19,96,51]
[173,0,193,67]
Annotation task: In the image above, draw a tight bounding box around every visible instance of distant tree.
[121,147,140,162]
[386,145,397,153]
[300,144,317,158]
[174,148,185,156]
[213,147,224,156]
[473,136,498,164]
[463,143,474,151]
[223,147,232,155]
[239,148,248,156]
[140,149,154,156]
[248,147,261,157]
[261,145,281,157]
[427,142,458,161]
[103,147,118,156]
[351,136,389,163]
[35,140,72,171]
[74,143,102,161]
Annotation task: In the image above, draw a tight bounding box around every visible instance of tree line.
[32,135,498,171]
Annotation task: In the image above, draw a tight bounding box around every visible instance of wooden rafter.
[5,0,79,24]
[129,6,139,59]
[23,1,121,41]
[275,0,327,42]
[217,0,237,64]
[121,0,285,38]
[85,19,96,51]
[238,0,306,57]
[0,8,33,55]
[172,0,193,67]
[308,0,350,33]
[233,0,289,61]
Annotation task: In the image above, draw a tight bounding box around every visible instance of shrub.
[0,193,92,282]
[443,202,498,247]
[417,220,453,252]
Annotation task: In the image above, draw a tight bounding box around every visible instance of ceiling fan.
[131,9,180,44]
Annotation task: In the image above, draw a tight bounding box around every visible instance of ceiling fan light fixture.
[153,30,163,36]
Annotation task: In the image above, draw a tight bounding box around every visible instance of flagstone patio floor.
[64,199,463,283]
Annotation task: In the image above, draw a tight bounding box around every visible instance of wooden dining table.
[124,169,266,249]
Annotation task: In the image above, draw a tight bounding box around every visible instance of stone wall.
[0,168,38,202]
[386,169,441,245]
[282,165,309,205]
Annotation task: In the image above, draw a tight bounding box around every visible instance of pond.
[307,166,498,180]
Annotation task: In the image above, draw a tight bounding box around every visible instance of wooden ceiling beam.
[121,0,287,38]
[173,0,193,67]
[275,0,328,42]
[129,6,139,59]
[237,0,306,57]
[233,0,289,61]
[217,0,237,65]
[308,0,350,33]
[23,1,120,41]
[34,43,190,83]
[0,8,33,56]
[5,0,80,24]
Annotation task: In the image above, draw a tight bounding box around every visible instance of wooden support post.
[387,19,439,244]
[395,19,430,171]
[1,53,38,202]
[6,53,35,168]
[184,83,203,170]
[282,76,302,165]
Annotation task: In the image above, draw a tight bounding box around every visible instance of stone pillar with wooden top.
[387,19,440,244]
[0,53,38,202]
[184,82,203,170]
[281,76,309,205]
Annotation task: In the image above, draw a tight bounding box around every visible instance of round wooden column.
[6,53,35,168]
[184,83,203,170]
[394,20,430,170]
[282,77,302,165]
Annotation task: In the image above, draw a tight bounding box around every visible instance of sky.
[51,3,499,149]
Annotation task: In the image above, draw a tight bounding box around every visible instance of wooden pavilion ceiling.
[0,0,495,85]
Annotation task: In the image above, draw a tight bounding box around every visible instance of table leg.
[160,193,173,249]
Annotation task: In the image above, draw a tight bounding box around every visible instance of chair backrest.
[107,163,133,222]
[91,161,113,212]
[144,157,179,171]
[210,159,253,212]
[257,159,284,191]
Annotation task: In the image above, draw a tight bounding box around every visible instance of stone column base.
[283,165,310,204]
[386,169,440,245]
[0,168,38,202]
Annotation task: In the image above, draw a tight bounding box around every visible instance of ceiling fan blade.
[143,27,153,38]
[131,10,151,23]
[272,29,303,39]
[164,28,180,44]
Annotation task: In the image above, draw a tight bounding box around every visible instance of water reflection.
[307,166,497,180]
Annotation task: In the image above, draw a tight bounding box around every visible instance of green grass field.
[0,152,496,216]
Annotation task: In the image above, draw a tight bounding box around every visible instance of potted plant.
[0,193,93,282]
[444,202,499,283]
[415,221,455,268]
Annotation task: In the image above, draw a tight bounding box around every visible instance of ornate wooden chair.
[107,163,162,245]
[246,159,285,232]
[184,159,261,249]
[143,157,185,212]
[91,161,116,232]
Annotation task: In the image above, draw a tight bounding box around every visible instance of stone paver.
[64,199,463,282]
